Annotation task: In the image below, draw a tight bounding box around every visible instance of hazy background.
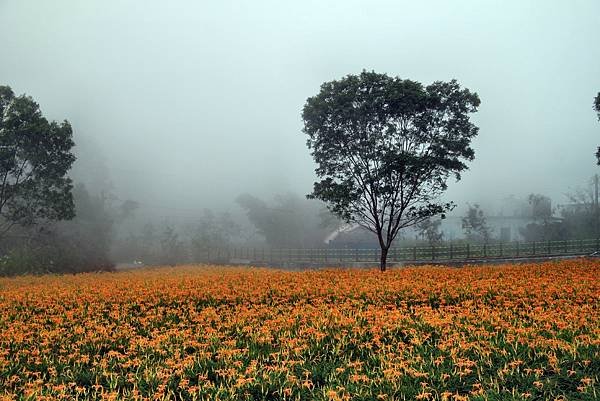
[2,0,600,220]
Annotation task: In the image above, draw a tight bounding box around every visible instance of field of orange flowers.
[0,259,598,400]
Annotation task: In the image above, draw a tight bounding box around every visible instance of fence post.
[413,246,417,261]
[450,244,453,259]
[499,242,503,258]
[533,241,536,256]
[431,246,435,261]
[483,243,487,258]
[516,241,519,257]
[547,240,551,255]
[466,244,470,259]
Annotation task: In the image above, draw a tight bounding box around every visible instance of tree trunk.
[379,246,389,272]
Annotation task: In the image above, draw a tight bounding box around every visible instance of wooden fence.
[197,238,600,265]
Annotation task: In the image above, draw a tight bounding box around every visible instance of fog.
[1,1,599,224]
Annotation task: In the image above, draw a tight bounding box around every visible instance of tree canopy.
[302,71,480,270]
[0,85,75,237]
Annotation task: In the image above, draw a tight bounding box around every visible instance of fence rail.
[196,238,600,265]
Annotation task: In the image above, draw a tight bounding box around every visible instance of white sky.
[1,0,599,217]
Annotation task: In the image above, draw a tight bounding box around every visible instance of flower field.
[0,260,599,400]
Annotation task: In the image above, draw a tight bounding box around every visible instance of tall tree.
[302,71,480,271]
[0,86,75,237]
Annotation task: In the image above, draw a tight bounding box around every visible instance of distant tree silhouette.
[190,209,239,261]
[417,218,444,245]
[528,193,552,222]
[236,192,332,248]
[462,204,492,243]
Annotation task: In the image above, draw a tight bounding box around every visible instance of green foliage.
[0,184,116,275]
[0,85,76,236]
[302,71,480,270]
[0,245,48,275]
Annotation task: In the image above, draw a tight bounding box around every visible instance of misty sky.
[1,1,599,219]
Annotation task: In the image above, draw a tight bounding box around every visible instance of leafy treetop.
[302,71,480,270]
[0,85,76,237]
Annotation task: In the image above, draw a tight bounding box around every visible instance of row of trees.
[112,210,239,266]
[0,86,142,275]
[111,193,337,266]
[0,181,139,275]
[1,81,598,273]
